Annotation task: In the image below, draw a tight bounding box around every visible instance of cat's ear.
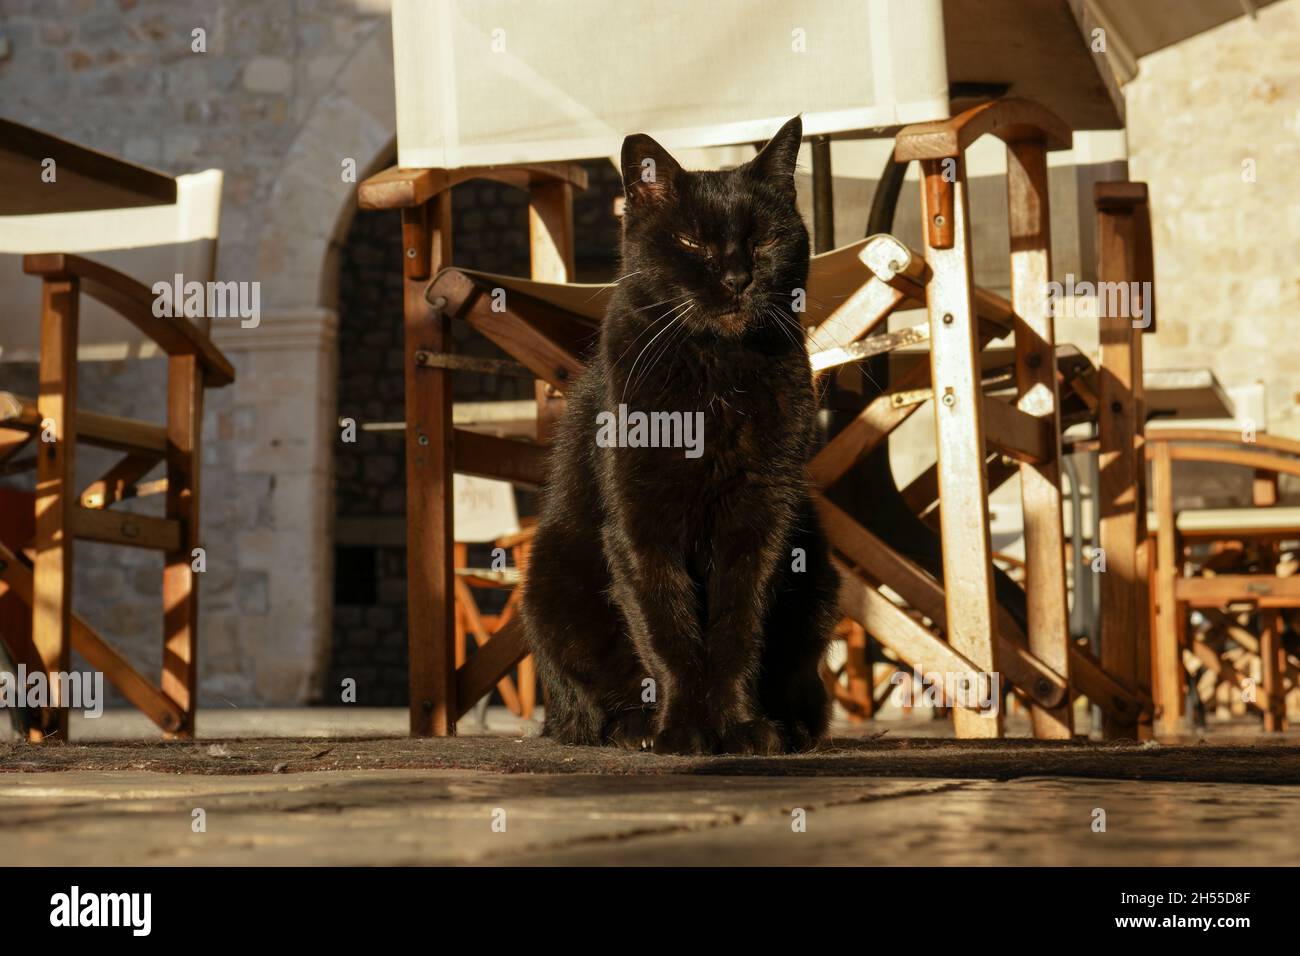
[621,133,682,210]
[749,115,802,191]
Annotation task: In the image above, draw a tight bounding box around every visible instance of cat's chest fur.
[597,315,813,500]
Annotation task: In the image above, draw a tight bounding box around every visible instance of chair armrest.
[359,162,588,210]
[22,253,235,387]
[895,97,1072,161]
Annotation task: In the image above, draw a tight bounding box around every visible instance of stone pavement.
[1,710,1298,865]
[2,769,1297,866]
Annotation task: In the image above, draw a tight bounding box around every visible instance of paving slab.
[2,768,1296,866]
[511,776,1300,866]
[0,770,958,866]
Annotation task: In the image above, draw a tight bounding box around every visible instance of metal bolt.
[406,247,417,259]
[1027,352,1042,369]
[417,433,429,446]
[421,699,434,713]
[933,214,946,227]
[942,313,954,325]
[1110,400,1122,414]
[942,392,956,407]
[1035,678,1052,699]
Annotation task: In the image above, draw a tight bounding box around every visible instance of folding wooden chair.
[0,257,234,741]
[1146,429,1300,733]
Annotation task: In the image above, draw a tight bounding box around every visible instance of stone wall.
[1124,1,1300,437]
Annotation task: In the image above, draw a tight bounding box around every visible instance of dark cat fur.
[521,116,840,755]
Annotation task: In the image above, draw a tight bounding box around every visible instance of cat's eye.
[752,236,779,253]
[675,234,702,250]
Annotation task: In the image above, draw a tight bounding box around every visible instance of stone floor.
[2,709,1298,865]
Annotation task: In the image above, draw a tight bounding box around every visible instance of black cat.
[521,116,840,755]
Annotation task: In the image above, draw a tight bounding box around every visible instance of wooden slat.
[809,322,1006,490]
[982,395,1050,463]
[918,155,1001,738]
[404,193,458,737]
[453,577,521,713]
[22,255,235,386]
[455,616,529,719]
[72,507,180,551]
[160,355,203,737]
[810,322,929,374]
[2,391,167,455]
[460,294,586,393]
[454,429,546,487]
[836,562,1002,722]
[816,495,1068,710]
[80,452,161,509]
[1007,137,1072,739]
[1175,575,1300,606]
[1144,428,1300,458]
[31,276,78,741]
[1163,444,1300,480]
[0,541,184,733]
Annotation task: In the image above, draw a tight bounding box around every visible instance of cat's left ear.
[749,115,802,192]
[621,133,682,210]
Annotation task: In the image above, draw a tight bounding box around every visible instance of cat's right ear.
[621,134,681,211]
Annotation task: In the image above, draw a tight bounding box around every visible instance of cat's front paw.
[718,718,783,756]
[604,709,654,751]
[651,722,713,756]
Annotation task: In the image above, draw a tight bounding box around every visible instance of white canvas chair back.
[391,0,949,168]
[0,168,223,362]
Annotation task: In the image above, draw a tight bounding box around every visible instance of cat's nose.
[722,269,752,297]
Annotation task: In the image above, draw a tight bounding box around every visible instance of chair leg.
[161,355,203,739]
[918,156,1001,739]
[1261,609,1285,732]
[403,193,457,736]
[31,276,78,742]
[1007,139,1072,739]
[517,654,537,720]
[1151,441,1182,736]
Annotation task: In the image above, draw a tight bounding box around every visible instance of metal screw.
[417,433,429,446]
[1110,400,1122,414]
[1035,678,1052,699]
[933,214,946,227]
[421,699,434,712]
[406,247,417,259]
[942,392,956,407]
[942,313,954,325]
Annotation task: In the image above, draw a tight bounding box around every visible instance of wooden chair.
[1146,429,1300,733]
[365,97,1173,742]
[0,255,234,741]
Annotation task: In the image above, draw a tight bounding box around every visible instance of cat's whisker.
[636,303,695,396]
[621,300,693,402]
[608,297,694,371]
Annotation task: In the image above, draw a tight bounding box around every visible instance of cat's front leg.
[603,532,712,754]
[703,502,791,755]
